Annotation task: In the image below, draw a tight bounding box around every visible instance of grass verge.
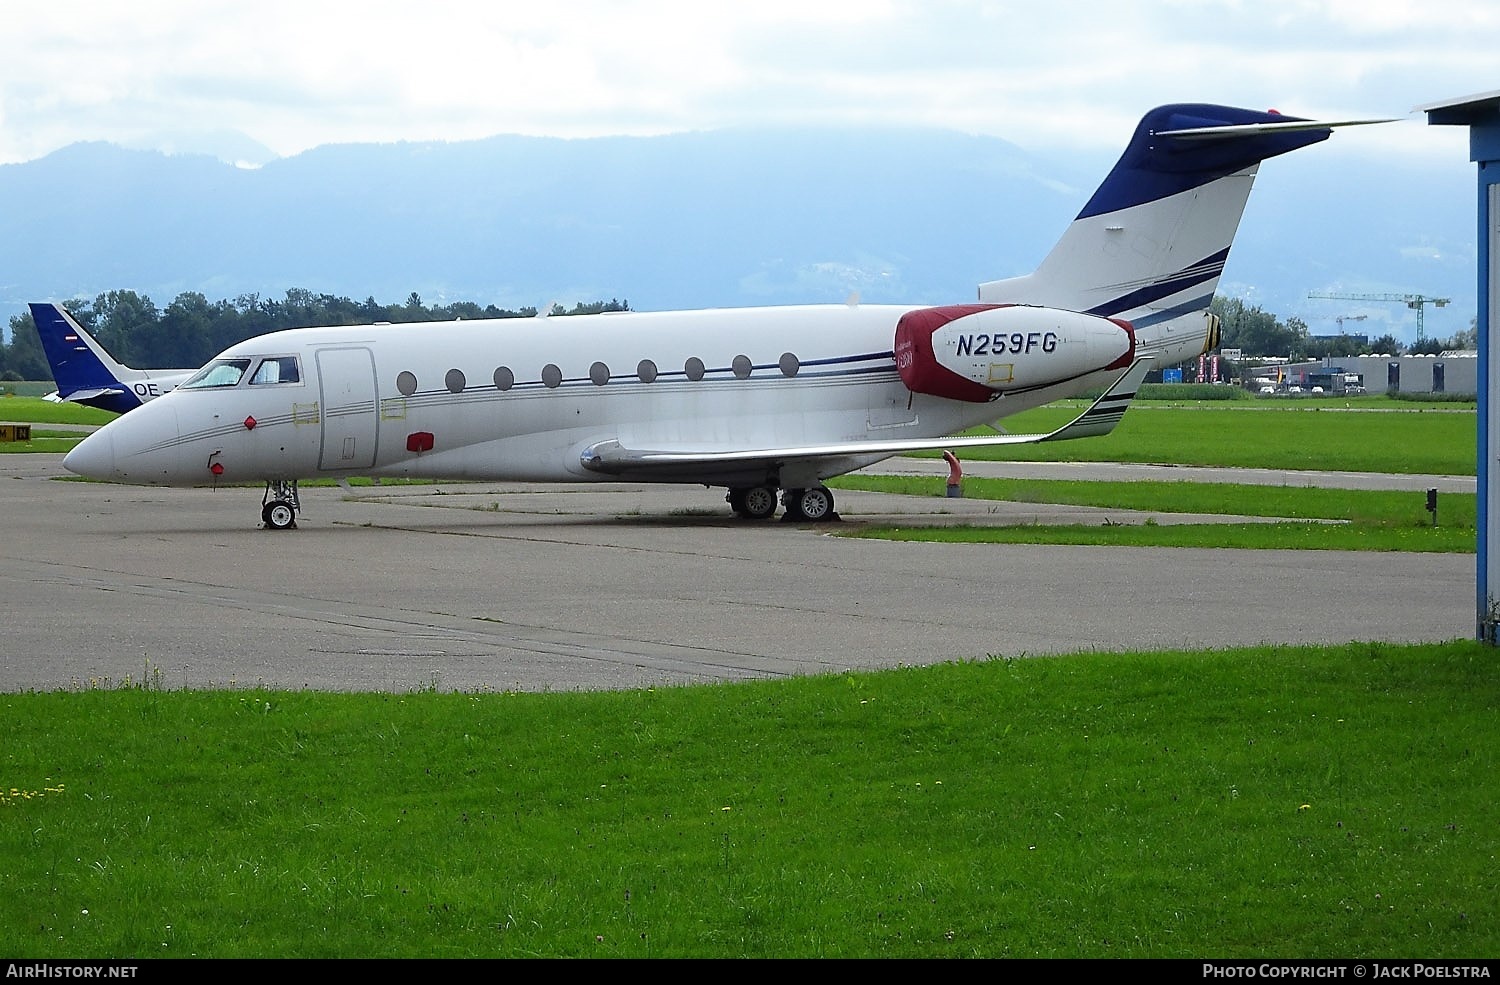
[829,475,1475,552]
[924,402,1475,475]
[2,641,1495,959]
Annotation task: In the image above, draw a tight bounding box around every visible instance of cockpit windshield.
[180,355,303,389]
[181,358,252,389]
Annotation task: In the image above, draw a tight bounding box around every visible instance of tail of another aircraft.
[28,302,190,414]
[979,104,1374,367]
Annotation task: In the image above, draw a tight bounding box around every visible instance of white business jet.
[31,302,194,414]
[61,103,1382,529]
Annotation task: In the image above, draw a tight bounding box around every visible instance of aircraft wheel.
[793,485,835,522]
[740,485,778,520]
[263,500,297,530]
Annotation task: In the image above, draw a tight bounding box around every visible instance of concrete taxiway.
[0,453,1476,693]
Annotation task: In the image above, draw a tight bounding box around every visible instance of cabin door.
[316,346,379,471]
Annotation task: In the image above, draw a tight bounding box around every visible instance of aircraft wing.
[581,357,1151,475]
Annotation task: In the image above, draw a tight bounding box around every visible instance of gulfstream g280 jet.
[61,103,1383,528]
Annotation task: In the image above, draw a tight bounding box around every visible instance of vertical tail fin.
[28,302,191,414]
[978,104,1375,367]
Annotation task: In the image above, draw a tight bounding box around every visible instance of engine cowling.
[894,303,1136,402]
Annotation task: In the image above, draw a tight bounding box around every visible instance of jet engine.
[894,303,1136,402]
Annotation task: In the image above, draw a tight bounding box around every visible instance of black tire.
[263,501,297,530]
[740,485,778,520]
[795,486,835,522]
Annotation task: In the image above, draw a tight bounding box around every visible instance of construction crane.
[1308,291,1451,342]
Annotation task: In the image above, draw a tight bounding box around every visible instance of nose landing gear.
[261,480,301,530]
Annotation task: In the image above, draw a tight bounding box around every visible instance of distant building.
[1246,353,1478,395]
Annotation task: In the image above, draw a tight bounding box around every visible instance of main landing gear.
[726,484,837,522]
[261,479,302,530]
[727,485,779,520]
[784,485,835,522]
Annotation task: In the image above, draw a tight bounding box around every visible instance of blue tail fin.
[29,302,145,413]
[28,302,193,414]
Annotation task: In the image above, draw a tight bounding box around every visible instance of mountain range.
[0,125,1479,347]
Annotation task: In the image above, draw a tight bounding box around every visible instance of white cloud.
[3,0,1497,164]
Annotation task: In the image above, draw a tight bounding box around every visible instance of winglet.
[1037,356,1152,442]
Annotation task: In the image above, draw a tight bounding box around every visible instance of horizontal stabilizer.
[57,386,127,403]
[1154,116,1396,139]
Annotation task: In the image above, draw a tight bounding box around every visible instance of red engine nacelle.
[895,303,1135,402]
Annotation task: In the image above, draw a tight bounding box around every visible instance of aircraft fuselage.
[62,302,1135,490]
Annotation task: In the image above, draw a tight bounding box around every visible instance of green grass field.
[0,393,116,426]
[830,474,1476,552]
[872,400,1475,548]
[2,642,1495,959]
[921,401,1477,475]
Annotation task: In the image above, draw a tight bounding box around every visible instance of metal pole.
[1483,184,1499,641]
[1421,92,1500,643]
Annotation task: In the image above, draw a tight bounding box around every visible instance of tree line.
[0,288,630,382]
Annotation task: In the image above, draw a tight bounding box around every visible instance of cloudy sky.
[4,0,1497,167]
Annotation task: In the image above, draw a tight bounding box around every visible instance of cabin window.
[494,367,514,391]
[589,361,610,386]
[637,359,657,383]
[445,368,466,393]
[181,358,252,389]
[249,356,301,385]
[779,352,799,377]
[732,354,753,379]
[542,363,563,389]
[396,371,418,396]
[685,357,705,382]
